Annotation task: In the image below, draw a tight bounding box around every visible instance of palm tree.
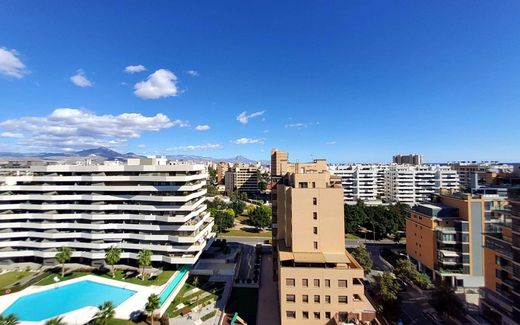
[93,301,115,325]
[55,246,73,278]
[44,316,65,325]
[0,314,19,325]
[137,249,152,280]
[145,294,161,325]
[105,246,122,278]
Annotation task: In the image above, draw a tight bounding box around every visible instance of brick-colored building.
[271,149,375,324]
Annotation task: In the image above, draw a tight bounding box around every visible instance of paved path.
[256,253,280,325]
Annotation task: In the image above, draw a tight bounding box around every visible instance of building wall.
[406,212,437,271]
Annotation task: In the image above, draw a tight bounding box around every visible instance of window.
[313,241,318,249]
[314,279,320,287]
[314,295,320,303]
[338,296,348,304]
[286,278,295,286]
[325,295,331,304]
[313,227,318,234]
[302,295,308,303]
[353,294,362,302]
[302,311,309,319]
[312,182,316,188]
[313,212,318,220]
[313,197,317,205]
[286,311,296,319]
[313,312,320,320]
[302,279,308,287]
[325,279,330,287]
[325,312,331,319]
[338,279,348,288]
[286,294,295,303]
[299,182,308,188]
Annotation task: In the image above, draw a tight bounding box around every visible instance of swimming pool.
[1,280,136,321]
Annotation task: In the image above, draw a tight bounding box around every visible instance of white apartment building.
[329,164,459,205]
[328,164,388,204]
[384,165,459,204]
[0,157,214,267]
[448,161,513,188]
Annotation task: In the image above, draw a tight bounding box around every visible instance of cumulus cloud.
[285,121,319,129]
[124,65,147,73]
[186,70,199,77]
[134,69,179,99]
[70,69,93,87]
[0,47,29,78]
[195,124,210,131]
[236,111,265,124]
[166,144,222,151]
[1,132,23,138]
[0,108,177,151]
[231,137,264,145]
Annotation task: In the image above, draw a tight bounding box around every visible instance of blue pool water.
[1,280,136,321]
[159,265,190,304]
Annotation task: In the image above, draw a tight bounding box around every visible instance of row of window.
[286,311,331,320]
[286,294,352,304]
[286,278,349,288]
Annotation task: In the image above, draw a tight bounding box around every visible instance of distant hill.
[0,147,268,164]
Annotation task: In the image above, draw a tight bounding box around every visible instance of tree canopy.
[344,201,407,240]
[249,205,272,230]
[351,244,372,275]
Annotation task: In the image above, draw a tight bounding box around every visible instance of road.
[222,236,405,248]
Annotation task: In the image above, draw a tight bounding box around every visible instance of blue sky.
[0,1,519,163]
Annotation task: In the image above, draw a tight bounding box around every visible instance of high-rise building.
[406,193,507,289]
[272,149,375,324]
[385,165,459,205]
[216,161,229,184]
[0,157,214,267]
[393,154,424,165]
[449,162,513,189]
[328,164,387,204]
[224,164,259,194]
[480,188,520,325]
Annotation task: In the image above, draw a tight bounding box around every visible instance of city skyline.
[1,1,520,163]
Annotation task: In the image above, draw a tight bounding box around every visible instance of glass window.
[302,311,309,319]
[338,280,348,288]
[325,312,331,319]
[314,312,320,320]
[313,197,317,205]
[286,278,295,286]
[325,295,331,304]
[286,294,295,303]
[314,295,320,303]
[314,279,320,287]
[313,227,318,234]
[302,295,309,303]
[338,296,348,304]
[302,279,308,287]
[325,279,330,287]
[286,311,296,319]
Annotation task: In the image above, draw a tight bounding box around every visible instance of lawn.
[345,234,362,240]
[0,272,32,289]
[220,229,272,238]
[36,271,91,286]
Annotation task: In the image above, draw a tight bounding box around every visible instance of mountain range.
[0,147,265,164]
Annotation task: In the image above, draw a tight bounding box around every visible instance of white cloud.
[0,108,176,151]
[172,120,190,128]
[134,69,179,99]
[137,144,146,148]
[326,141,337,145]
[285,121,319,129]
[166,144,222,151]
[124,65,147,73]
[236,110,265,124]
[0,47,29,78]
[195,124,210,131]
[70,69,93,87]
[186,70,199,77]
[1,132,23,138]
[231,137,264,145]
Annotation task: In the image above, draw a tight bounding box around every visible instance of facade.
[406,193,507,289]
[272,149,375,325]
[328,164,387,204]
[449,162,513,189]
[224,164,259,194]
[216,161,229,184]
[393,154,423,165]
[480,188,520,325]
[0,157,214,267]
[384,165,459,205]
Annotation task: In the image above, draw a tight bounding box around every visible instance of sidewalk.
[256,253,280,325]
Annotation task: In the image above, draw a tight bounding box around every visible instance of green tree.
[0,314,19,325]
[208,168,217,183]
[55,246,73,278]
[373,272,400,303]
[206,184,218,197]
[105,246,122,278]
[208,197,227,210]
[214,209,234,233]
[93,301,115,325]
[137,249,152,280]
[44,317,65,325]
[258,181,267,191]
[249,205,272,230]
[145,294,161,325]
[430,285,463,318]
[344,201,367,234]
[351,244,372,275]
[394,259,431,289]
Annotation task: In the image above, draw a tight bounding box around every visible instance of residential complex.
[449,161,513,189]
[393,154,424,165]
[0,157,214,267]
[406,193,507,289]
[329,164,459,205]
[271,149,376,325]
[224,164,259,194]
[480,188,520,325]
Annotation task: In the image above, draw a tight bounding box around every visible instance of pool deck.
[0,271,188,325]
